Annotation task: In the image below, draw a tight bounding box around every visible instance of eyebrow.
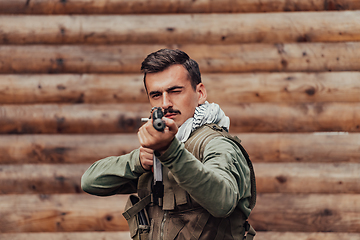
[167,85,184,92]
[149,85,184,97]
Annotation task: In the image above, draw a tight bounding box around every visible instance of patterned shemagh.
[175,101,230,143]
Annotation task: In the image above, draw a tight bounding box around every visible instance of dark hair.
[141,49,201,91]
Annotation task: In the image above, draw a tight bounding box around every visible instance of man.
[81,49,255,239]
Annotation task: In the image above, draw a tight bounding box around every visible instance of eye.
[150,93,161,99]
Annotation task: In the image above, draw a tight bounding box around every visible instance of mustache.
[164,108,181,115]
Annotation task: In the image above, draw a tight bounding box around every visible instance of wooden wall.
[1,0,360,239]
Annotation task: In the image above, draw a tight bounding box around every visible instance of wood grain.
[0,194,129,232]
[0,164,89,194]
[239,132,360,163]
[0,103,359,134]
[249,193,360,232]
[1,72,360,104]
[0,232,131,240]
[1,43,360,73]
[224,102,360,133]
[1,193,360,233]
[1,12,360,44]
[2,231,360,240]
[255,162,360,193]
[0,74,147,104]
[0,103,150,134]
[0,0,359,14]
[0,134,139,164]
[1,163,359,194]
[255,232,360,240]
[0,133,359,164]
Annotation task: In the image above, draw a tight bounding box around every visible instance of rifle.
[141,107,165,206]
[141,107,166,131]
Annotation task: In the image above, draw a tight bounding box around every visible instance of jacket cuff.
[156,137,183,164]
[133,148,148,174]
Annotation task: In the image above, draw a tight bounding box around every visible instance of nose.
[161,92,173,109]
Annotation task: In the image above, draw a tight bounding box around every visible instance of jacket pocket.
[123,195,151,240]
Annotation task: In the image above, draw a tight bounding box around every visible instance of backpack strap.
[184,124,227,161]
[122,194,151,221]
[186,123,257,239]
[186,123,257,210]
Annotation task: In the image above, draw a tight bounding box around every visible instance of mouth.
[164,108,181,119]
[165,113,177,119]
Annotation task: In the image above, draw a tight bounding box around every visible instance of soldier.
[81,49,256,240]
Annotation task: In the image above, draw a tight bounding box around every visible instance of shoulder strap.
[184,123,224,160]
[122,194,151,221]
[185,123,257,210]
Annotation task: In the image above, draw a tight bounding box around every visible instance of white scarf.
[175,101,230,142]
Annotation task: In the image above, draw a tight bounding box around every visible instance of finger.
[137,130,145,145]
[145,120,159,137]
[139,150,153,170]
[143,159,153,166]
[163,117,178,133]
[138,125,150,140]
[140,148,154,161]
[141,162,152,171]
[144,151,154,158]
[140,146,154,154]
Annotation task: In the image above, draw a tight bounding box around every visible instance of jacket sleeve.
[81,148,147,196]
[157,136,251,218]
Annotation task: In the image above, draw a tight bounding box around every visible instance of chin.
[176,119,187,127]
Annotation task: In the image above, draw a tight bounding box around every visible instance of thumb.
[163,117,178,133]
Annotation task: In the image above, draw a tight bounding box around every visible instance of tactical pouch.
[122,195,151,240]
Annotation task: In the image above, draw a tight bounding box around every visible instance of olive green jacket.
[81,135,252,218]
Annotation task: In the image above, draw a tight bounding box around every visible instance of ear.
[196,83,207,105]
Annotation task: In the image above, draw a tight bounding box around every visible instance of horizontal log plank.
[256,232,360,240]
[0,134,139,164]
[225,102,360,132]
[1,232,360,240]
[1,163,359,194]
[0,103,359,134]
[1,72,360,104]
[0,232,131,240]
[250,193,360,232]
[1,12,360,44]
[0,194,129,233]
[0,103,149,134]
[0,74,147,104]
[0,0,359,14]
[1,43,360,73]
[240,132,360,163]
[0,164,88,194]
[1,193,360,232]
[0,133,359,164]
[255,163,360,193]
[2,232,360,240]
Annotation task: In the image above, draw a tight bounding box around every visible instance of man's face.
[145,64,207,127]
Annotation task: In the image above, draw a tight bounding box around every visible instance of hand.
[139,147,154,171]
[137,117,178,154]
